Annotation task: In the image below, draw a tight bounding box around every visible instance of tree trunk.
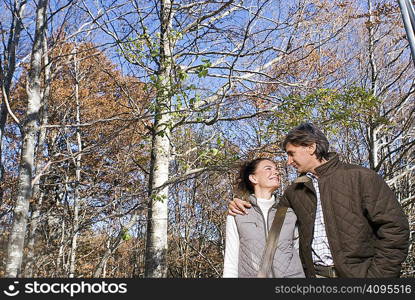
[5,0,48,278]
[68,48,82,278]
[144,0,174,278]
[0,0,27,203]
[55,208,66,277]
[368,125,380,170]
[367,0,380,171]
[23,28,51,278]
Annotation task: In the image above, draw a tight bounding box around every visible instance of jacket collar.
[294,175,311,183]
[314,152,339,177]
[293,152,340,183]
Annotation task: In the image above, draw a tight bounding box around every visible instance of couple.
[223,122,410,278]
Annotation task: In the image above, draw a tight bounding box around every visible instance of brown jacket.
[280,153,410,278]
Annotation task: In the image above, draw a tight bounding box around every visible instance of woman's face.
[249,160,280,191]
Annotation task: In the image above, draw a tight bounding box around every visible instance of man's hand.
[228,197,252,216]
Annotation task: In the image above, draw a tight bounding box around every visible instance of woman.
[223,158,304,278]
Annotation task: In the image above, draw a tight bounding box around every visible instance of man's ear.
[307,143,317,155]
[248,174,257,184]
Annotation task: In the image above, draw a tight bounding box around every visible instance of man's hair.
[282,122,330,161]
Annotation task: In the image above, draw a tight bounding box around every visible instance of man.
[228,122,410,278]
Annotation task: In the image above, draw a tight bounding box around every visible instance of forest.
[0,0,413,278]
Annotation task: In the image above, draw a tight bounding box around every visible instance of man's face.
[285,142,317,173]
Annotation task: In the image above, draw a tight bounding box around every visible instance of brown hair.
[282,122,330,161]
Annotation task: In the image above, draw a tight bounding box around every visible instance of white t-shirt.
[222,196,299,278]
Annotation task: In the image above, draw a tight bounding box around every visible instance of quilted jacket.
[235,194,305,278]
[280,153,410,278]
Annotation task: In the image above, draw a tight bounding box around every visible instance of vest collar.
[248,193,278,207]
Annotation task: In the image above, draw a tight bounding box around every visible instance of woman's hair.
[281,122,330,161]
[237,158,274,195]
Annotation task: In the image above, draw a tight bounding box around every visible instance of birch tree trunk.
[55,192,67,277]
[5,0,49,278]
[68,48,82,278]
[23,30,51,278]
[367,0,381,171]
[0,0,27,202]
[144,0,173,278]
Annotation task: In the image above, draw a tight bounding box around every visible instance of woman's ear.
[248,174,257,184]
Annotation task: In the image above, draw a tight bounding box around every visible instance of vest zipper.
[253,206,268,239]
[268,204,278,278]
[254,202,277,277]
